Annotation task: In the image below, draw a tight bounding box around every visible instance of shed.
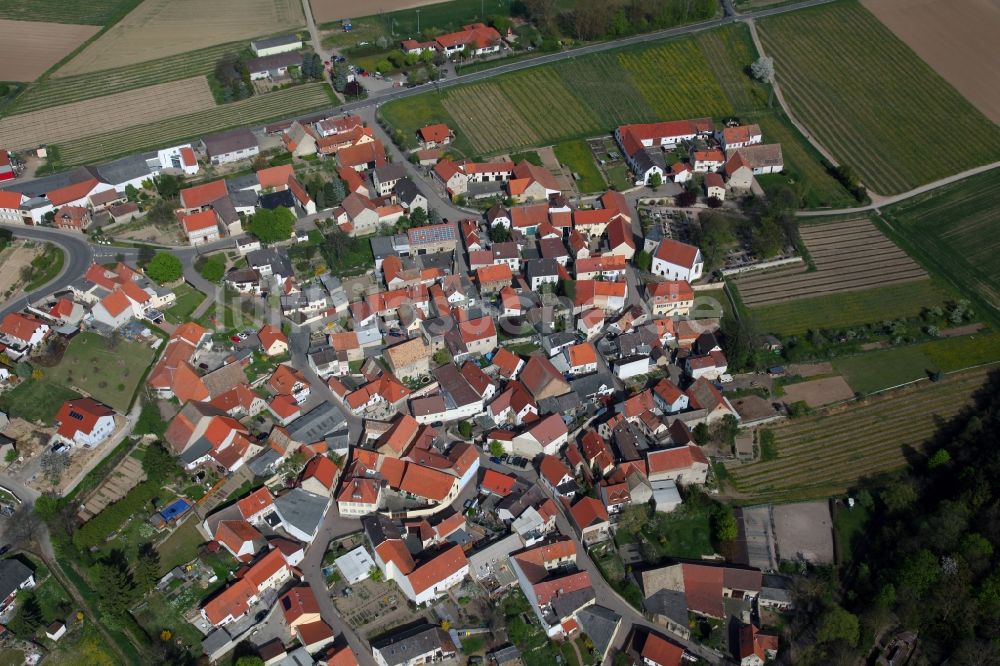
[335,545,375,584]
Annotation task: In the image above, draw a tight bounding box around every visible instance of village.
[0,93,818,666]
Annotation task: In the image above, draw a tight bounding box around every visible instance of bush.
[197,255,226,283]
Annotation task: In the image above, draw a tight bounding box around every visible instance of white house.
[717,124,762,151]
[203,129,259,166]
[53,398,116,448]
[651,239,703,282]
[0,313,49,350]
[157,145,200,175]
[613,355,650,380]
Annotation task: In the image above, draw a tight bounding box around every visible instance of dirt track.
[0,19,98,81]
[863,0,1000,124]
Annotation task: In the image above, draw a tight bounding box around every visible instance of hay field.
[57,0,304,75]
[758,1,1000,195]
[312,0,447,24]
[0,19,99,81]
[0,77,215,150]
[863,0,1000,124]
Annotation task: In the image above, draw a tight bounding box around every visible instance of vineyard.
[736,218,928,308]
[758,1,1000,195]
[695,25,764,116]
[443,83,541,154]
[0,0,141,25]
[878,169,1000,320]
[11,42,244,113]
[56,83,332,166]
[555,53,657,129]
[727,367,991,503]
[0,77,216,151]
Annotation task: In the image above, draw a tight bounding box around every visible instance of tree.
[721,313,756,372]
[7,591,43,637]
[409,206,428,226]
[4,448,17,464]
[145,252,182,283]
[137,244,156,267]
[675,190,697,207]
[648,172,663,189]
[40,451,68,485]
[368,565,384,582]
[156,174,183,199]
[135,542,161,592]
[331,62,349,92]
[712,504,738,543]
[94,552,137,621]
[489,224,511,242]
[458,421,473,439]
[750,55,774,83]
[325,178,346,205]
[489,441,505,457]
[142,442,177,483]
[617,504,649,535]
[634,250,652,272]
[34,494,61,522]
[134,402,167,438]
[198,254,226,283]
[247,207,295,243]
[125,184,140,202]
[693,422,710,444]
[816,605,859,647]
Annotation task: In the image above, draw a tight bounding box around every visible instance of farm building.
[250,34,302,57]
[202,128,260,166]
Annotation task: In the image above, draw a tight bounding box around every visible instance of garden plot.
[0,76,215,150]
[77,453,146,522]
[735,218,926,307]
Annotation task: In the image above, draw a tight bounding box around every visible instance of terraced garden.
[727,366,991,503]
[758,1,1000,195]
[10,42,244,114]
[877,169,1000,323]
[56,83,333,165]
[737,218,928,308]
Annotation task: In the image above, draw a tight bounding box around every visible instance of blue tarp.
[160,498,191,522]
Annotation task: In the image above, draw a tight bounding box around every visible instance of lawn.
[156,517,206,574]
[25,243,65,291]
[605,164,632,191]
[163,283,206,325]
[876,169,1000,325]
[646,501,715,560]
[0,648,24,666]
[757,1,1000,195]
[553,139,606,193]
[833,499,870,566]
[0,379,80,424]
[749,280,953,336]
[132,586,205,653]
[0,0,142,24]
[43,332,156,412]
[694,287,734,321]
[727,366,991,503]
[56,83,334,166]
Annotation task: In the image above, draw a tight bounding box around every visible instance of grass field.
[750,280,952,336]
[833,332,1000,394]
[163,284,206,325]
[757,1,1000,195]
[10,42,244,114]
[727,366,991,503]
[0,0,142,25]
[0,380,81,424]
[876,169,1000,324]
[156,518,204,573]
[553,139,606,193]
[56,83,333,166]
[42,332,156,412]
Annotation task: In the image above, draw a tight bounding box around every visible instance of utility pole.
[416,9,421,34]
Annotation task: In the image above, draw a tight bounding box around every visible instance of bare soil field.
[312,0,446,24]
[773,501,834,564]
[0,19,99,81]
[787,362,834,377]
[863,0,1000,124]
[782,376,855,408]
[734,218,926,306]
[57,0,304,75]
[0,76,215,151]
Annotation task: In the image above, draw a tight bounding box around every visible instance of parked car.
[490,456,502,464]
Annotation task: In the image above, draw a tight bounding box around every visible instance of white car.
[719,374,734,383]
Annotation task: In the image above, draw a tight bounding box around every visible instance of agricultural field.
[727,366,991,503]
[877,169,1000,323]
[9,42,244,114]
[57,0,304,75]
[0,20,98,81]
[41,332,156,412]
[695,24,766,116]
[736,218,929,308]
[554,53,657,129]
[315,0,487,29]
[0,0,141,25]
[757,1,1000,195]
[749,280,952,337]
[863,0,1000,124]
[0,76,215,151]
[56,83,333,166]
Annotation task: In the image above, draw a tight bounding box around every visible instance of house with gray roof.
[393,177,427,212]
[203,128,259,165]
[576,605,622,663]
[0,559,35,611]
[273,487,331,542]
[371,623,457,666]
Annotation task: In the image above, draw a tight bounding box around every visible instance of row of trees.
[515,0,716,41]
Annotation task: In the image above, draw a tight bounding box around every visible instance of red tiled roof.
[654,239,699,267]
[215,519,263,558]
[419,123,451,143]
[570,496,608,528]
[181,209,219,233]
[539,454,571,487]
[400,463,454,501]
[407,543,468,595]
[646,445,707,474]
[180,179,228,209]
[237,486,275,519]
[481,469,516,496]
[99,289,133,318]
[475,263,513,286]
[280,585,321,623]
[47,178,98,206]
[0,313,46,342]
[641,633,685,666]
[257,164,294,190]
[55,398,114,440]
[491,347,523,379]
